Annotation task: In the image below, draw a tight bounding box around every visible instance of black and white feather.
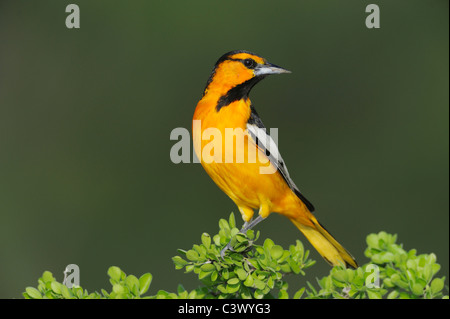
[246,105,315,212]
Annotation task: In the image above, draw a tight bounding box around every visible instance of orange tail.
[289,215,358,269]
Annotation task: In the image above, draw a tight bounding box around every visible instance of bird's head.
[203,50,290,108]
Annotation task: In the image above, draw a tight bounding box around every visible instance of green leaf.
[367,290,382,299]
[193,244,206,257]
[101,289,110,298]
[411,282,425,296]
[235,268,248,281]
[428,253,437,264]
[391,274,409,290]
[270,245,284,260]
[156,290,173,299]
[186,250,199,261]
[263,238,275,251]
[74,287,84,299]
[267,276,274,289]
[379,251,395,263]
[254,279,266,290]
[293,288,305,299]
[229,213,236,229]
[226,282,240,294]
[113,283,125,295]
[246,229,255,240]
[172,256,188,269]
[213,234,221,246]
[185,265,195,273]
[406,259,417,270]
[107,266,123,282]
[431,263,441,276]
[60,284,73,299]
[288,258,301,274]
[227,278,240,285]
[177,284,187,297]
[198,270,212,280]
[399,292,412,299]
[278,290,289,299]
[254,289,265,299]
[383,278,394,288]
[219,218,230,231]
[200,263,216,272]
[217,284,227,294]
[125,275,139,291]
[240,287,252,299]
[332,270,348,283]
[41,271,54,283]
[201,233,211,249]
[430,278,444,296]
[25,287,42,299]
[387,290,399,299]
[51,281,62,294]
[423,264,433,282]
[243,274,254,287]
[235,233,247,243]
[366,233,380,249]
[280,263,291,273]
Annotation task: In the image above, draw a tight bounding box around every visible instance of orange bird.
[192,50,357,268]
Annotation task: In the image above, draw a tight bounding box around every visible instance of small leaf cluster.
[304,265,388,299]
[104,266,153,299]
[23,266,152,299]
[305,231,448,299]
[365,231,447,299]
[167,213,315,299]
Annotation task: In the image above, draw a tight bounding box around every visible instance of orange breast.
[193,98,299,214]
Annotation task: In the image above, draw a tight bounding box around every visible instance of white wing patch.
[246,124,283,161]
[246,123,294,184]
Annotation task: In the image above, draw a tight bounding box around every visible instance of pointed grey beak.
[254,62,291,76]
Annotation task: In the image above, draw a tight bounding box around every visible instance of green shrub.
[23,213,448,299]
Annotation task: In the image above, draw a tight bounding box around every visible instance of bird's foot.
[220,216,265,259]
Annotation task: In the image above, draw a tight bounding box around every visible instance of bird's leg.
[220,220,250,258]
[240,215,264,233]
[220,242,234,258]
[220,215,266,258]
[220,218,252,259]
[241,203,269,233]
[220,206,254,258]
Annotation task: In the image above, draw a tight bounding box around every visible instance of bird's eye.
[243,58,257,69]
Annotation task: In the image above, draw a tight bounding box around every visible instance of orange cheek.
[220,62,254,84]
[226,65,253,84]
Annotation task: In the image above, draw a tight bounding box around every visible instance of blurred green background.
[0,0,448,298]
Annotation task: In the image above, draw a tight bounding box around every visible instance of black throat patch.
[215,76,265,111]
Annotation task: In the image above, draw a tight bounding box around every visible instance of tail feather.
[289,216,358,269]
